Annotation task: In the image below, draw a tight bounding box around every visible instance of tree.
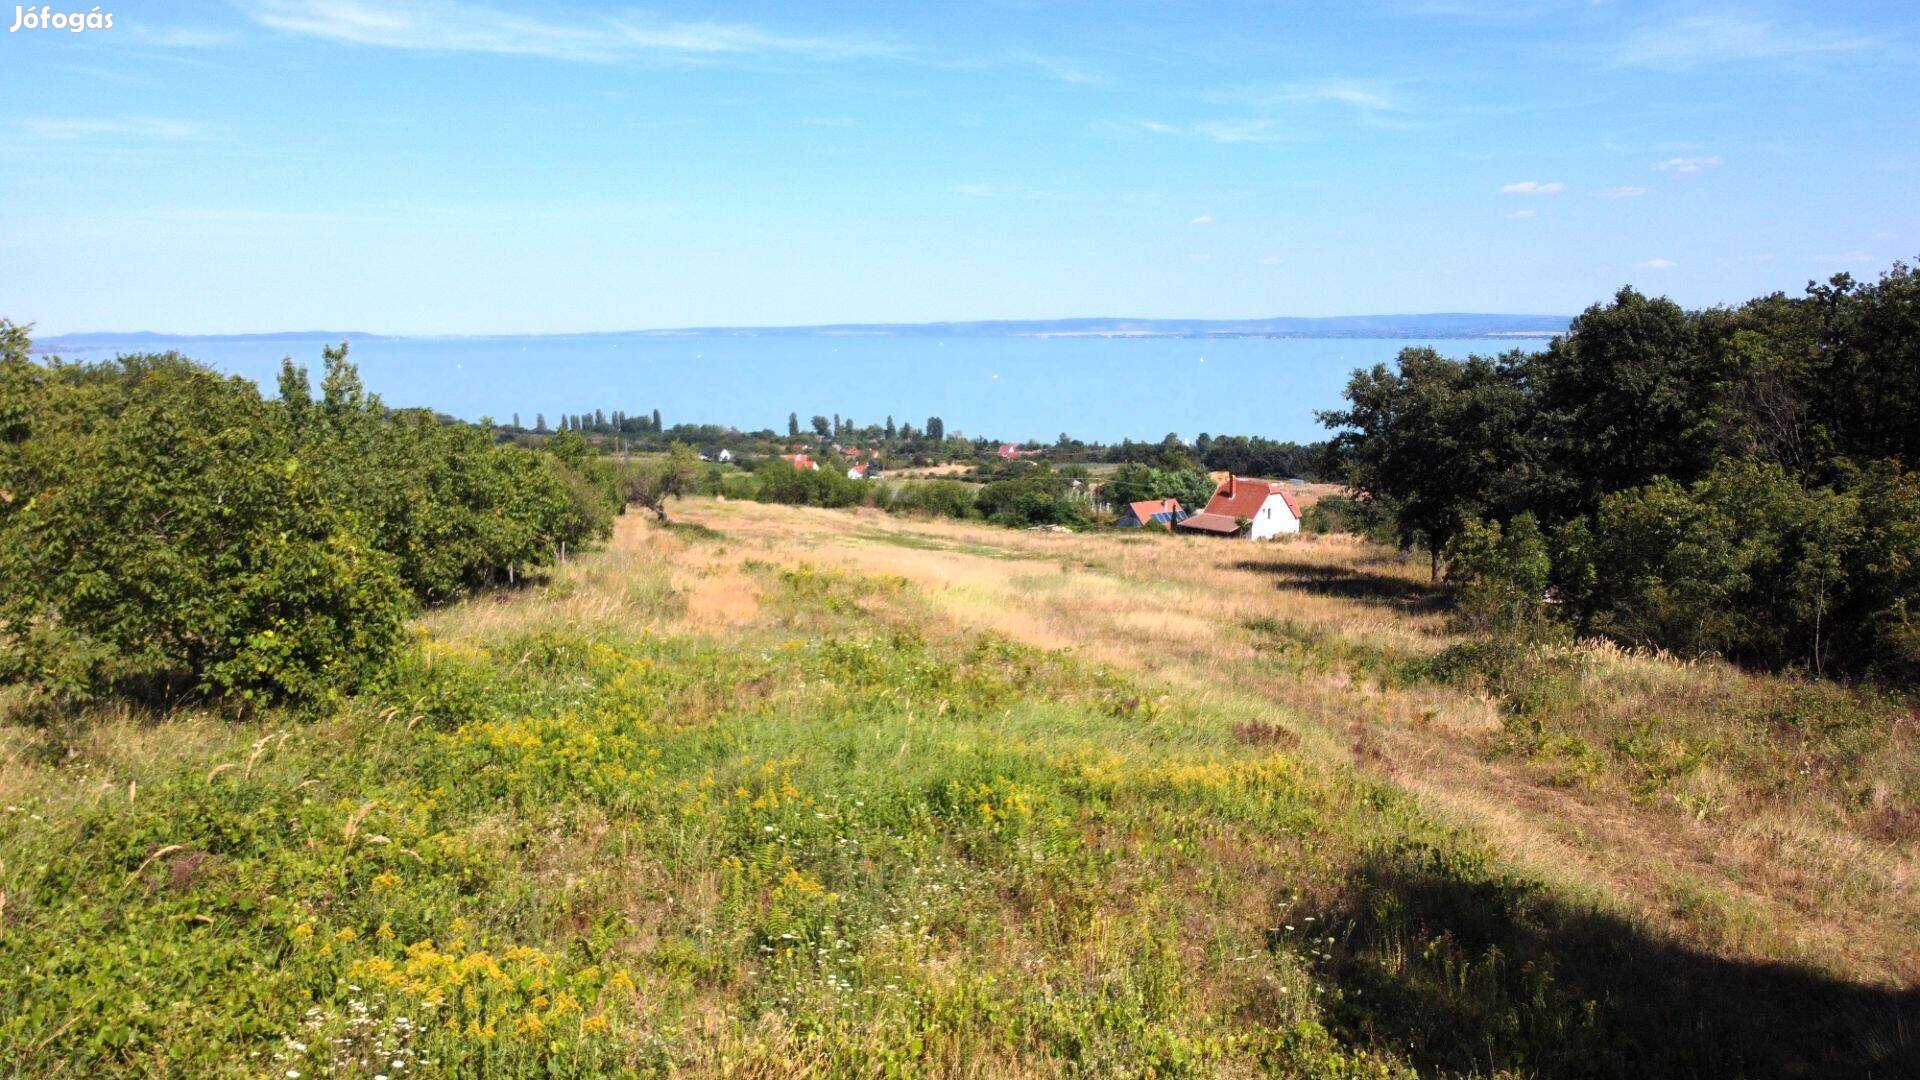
[0,352,409,706]
[651,408,662,433]
[811,414,831,439]
[278,358,312,426]
[927,416,945,442]
[625,443,701,521]
[1319,348,1535,579]
[535,413,549,433]
[789,412,800,438]
[1101,462,1214,513]
[885,415,897,440]
[1529,287,1724,520]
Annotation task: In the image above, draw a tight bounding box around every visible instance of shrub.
[0,353,410,706]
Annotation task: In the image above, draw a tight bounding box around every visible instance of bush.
[753,460,868,507]
[876,479,979,520]
[0,353,410,706]
[1444,513,1557,638]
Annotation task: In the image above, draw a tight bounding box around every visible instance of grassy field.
[3,500,1916,1076]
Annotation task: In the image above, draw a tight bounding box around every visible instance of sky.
[1,0,1916,335]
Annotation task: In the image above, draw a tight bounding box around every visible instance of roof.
[1175,512,1243,535]
[1200,476,1301,520]
[1124,498,1182,521]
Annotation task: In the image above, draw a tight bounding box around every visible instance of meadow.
[2,500,1915,1077]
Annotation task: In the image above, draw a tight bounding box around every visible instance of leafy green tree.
[1101,462,1214,513]
[625,443,702,521]
[789,412,800,438]
[1529,288,1724,519]
[926,416,945,442]
[1320,348,1535,579]
[0,352,408,706]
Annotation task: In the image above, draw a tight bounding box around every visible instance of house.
[1175,476,1301,539]
[699,446,734,463]
[781,453,819,471]
[998,443,1038,461]
[846,462,875,480]
[1114,498,1186,528]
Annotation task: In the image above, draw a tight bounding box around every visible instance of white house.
[1175,476,1301,540]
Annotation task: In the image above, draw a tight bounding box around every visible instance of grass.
[2,500,1916,1076]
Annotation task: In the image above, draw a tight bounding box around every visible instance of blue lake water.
[44,333,1530,444]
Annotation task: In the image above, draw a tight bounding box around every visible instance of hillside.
[3,501,1914,1076]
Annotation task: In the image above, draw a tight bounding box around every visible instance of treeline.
[711,458,1096,529]
[0,328,626,708]
[1322,261,1920,679]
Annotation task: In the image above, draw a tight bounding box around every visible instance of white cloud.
[1638,258,1677,269]
[1256,256,1283,265]
[1509,209,1538,218]
[243,0,904,63]
[1249,79,1401,113]
[1597,185,1649,199]
[1654,155,1721,175]
[1137,118,1287,144]
[1500,180,1565,195]
[1611,13,1882,71]
[20,117,203,141]
[131,25,241,47]
[1189,214,1214,226]
[1816,250,1875,265]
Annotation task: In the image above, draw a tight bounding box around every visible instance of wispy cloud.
[1189,214,1214,226]
[1139,118,1288,144]
[1610,12,1883,71]
[19,117,204,141]
[1654,155,1721,175]
[1816,250,1875,265]
[1638,258,1677,269]
[1509,209,1538,218]
[244,0,906,63]
[1241,79,1402,113]
[1500,180,1565,195]
[1597,185,1649,199]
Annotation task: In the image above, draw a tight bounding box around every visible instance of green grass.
[2,545,1914,1077]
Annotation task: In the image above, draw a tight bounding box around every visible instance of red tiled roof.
[1200,476,1300,520]
[1125,498,1182,522]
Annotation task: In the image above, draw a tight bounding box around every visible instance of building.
[1175,476,1301,539]
[699,446,734,463]
[1114,498,1187,528]
[781,453,819,470]
[998,443,1038,461]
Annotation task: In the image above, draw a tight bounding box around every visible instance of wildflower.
[583,1014,610,1035]
[335,928,357,943]
[290,923,314,942]
[372,870,403,891]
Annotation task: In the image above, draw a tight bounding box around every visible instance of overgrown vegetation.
[0,328,621,707]
[5,519,1911,1077]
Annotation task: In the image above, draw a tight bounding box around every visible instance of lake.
[40,333,1535,444]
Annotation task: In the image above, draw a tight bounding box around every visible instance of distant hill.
[37,313,1570,351]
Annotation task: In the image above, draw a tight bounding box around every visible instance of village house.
[781,453,819,470]
[699,446,734,463]
[1175,476,1301,540]
[1113,498,1187,528]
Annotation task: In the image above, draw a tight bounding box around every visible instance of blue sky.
[2,1,1916,334]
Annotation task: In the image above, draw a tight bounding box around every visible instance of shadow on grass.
[1231,557,1448,614]
[1305,846,1920,1078]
